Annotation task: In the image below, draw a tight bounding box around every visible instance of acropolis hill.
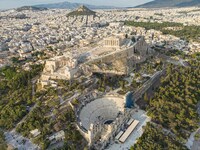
[40,33,152,88]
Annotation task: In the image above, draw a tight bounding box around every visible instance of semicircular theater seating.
[79,96,125,130]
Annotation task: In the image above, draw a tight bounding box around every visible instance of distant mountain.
[177,0,200,7]
[67,5,96,16]
[16,6,47,12]
[136,0,200,8]
[34,1,116,9]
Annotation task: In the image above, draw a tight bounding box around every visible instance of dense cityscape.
[0,1,200,150]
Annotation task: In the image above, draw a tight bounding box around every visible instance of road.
[186,128,200,150]
[191,129,200,150]
[4,130,40,150]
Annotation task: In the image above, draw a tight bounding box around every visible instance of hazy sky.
[0,0,152,9]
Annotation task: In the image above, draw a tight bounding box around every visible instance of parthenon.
[104,37,123,48]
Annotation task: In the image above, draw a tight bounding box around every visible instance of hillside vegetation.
[125,21,200,42]
[147,60,200,141]
[0,65,43,129]
[132,58,199,149]
[131,123,188,150]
